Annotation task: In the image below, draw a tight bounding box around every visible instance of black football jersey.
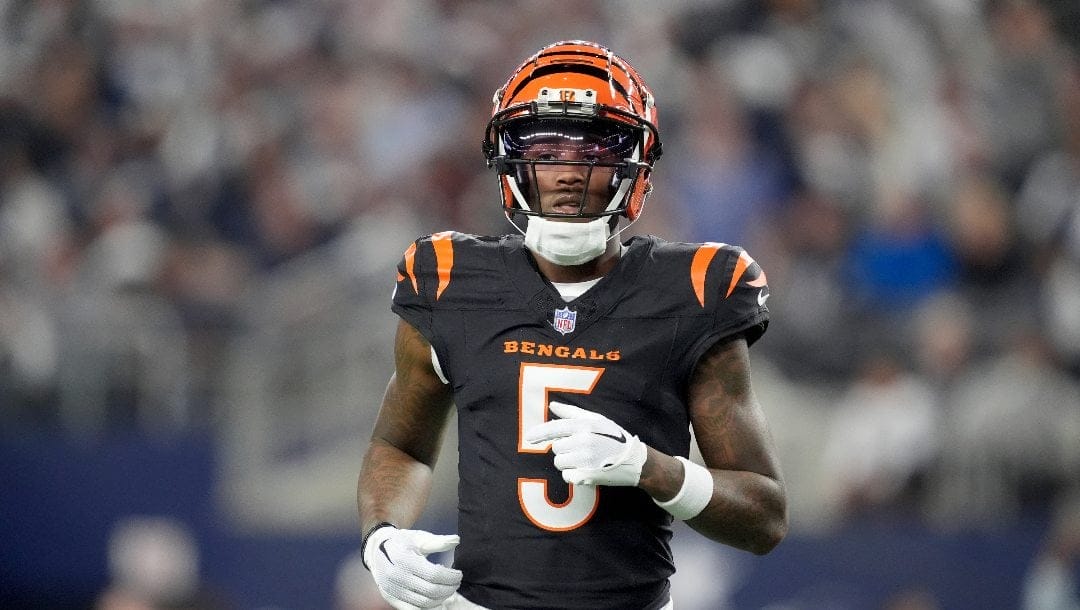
[391,232,769,610]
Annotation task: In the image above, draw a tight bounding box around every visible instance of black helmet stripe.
[507,63,631,102]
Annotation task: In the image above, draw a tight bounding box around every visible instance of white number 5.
[516,362,604,531]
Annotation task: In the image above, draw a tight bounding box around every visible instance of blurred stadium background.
[2,0,1080,608]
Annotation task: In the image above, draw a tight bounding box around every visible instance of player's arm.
[638,334,787,554]
[357,318,463,610]
[357,317,454,535]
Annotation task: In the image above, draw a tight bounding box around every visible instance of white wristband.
[653,456,713,520]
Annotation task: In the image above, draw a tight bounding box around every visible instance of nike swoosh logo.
[593,431,626,443]
[379,540,394,565]
[757,289,769,306]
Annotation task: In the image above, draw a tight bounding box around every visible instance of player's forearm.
[685,468,786,555]
[640,448,786,555]
[357,438,436,533]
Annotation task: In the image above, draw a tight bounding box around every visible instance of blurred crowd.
[2,0,1080,556]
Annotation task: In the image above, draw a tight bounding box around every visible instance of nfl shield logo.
[552,306,577,335]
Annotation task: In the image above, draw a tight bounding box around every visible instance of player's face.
[504,118,636,220]
[523,142,617,220]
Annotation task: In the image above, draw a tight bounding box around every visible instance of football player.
[357,40,787,610]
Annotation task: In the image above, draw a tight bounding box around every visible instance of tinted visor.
[501,117,638,164]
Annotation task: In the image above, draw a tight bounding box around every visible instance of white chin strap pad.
[523,216,610,265]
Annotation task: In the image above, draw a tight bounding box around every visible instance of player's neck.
[533,240,622,283]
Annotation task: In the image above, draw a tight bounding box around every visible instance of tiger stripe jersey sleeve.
[678,241,770,378]
[697,242,768,340]
[391,231,458,340]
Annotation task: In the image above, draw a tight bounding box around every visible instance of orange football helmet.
[483,40,662,223]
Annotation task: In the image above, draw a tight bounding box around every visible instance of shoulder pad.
[396,231,458,302]
[688,242,768,308]
[395,231,508,304]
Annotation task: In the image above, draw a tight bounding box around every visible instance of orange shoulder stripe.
[431,231,455,300]
[690,242,724,307]
[726,250,757,297]
[403,242,418,294]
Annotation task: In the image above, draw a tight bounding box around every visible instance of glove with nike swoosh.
[362,524,463,610]
[525,401,648,487]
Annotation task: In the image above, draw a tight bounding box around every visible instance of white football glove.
[524,401,648,487]
[362,525,463,610]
